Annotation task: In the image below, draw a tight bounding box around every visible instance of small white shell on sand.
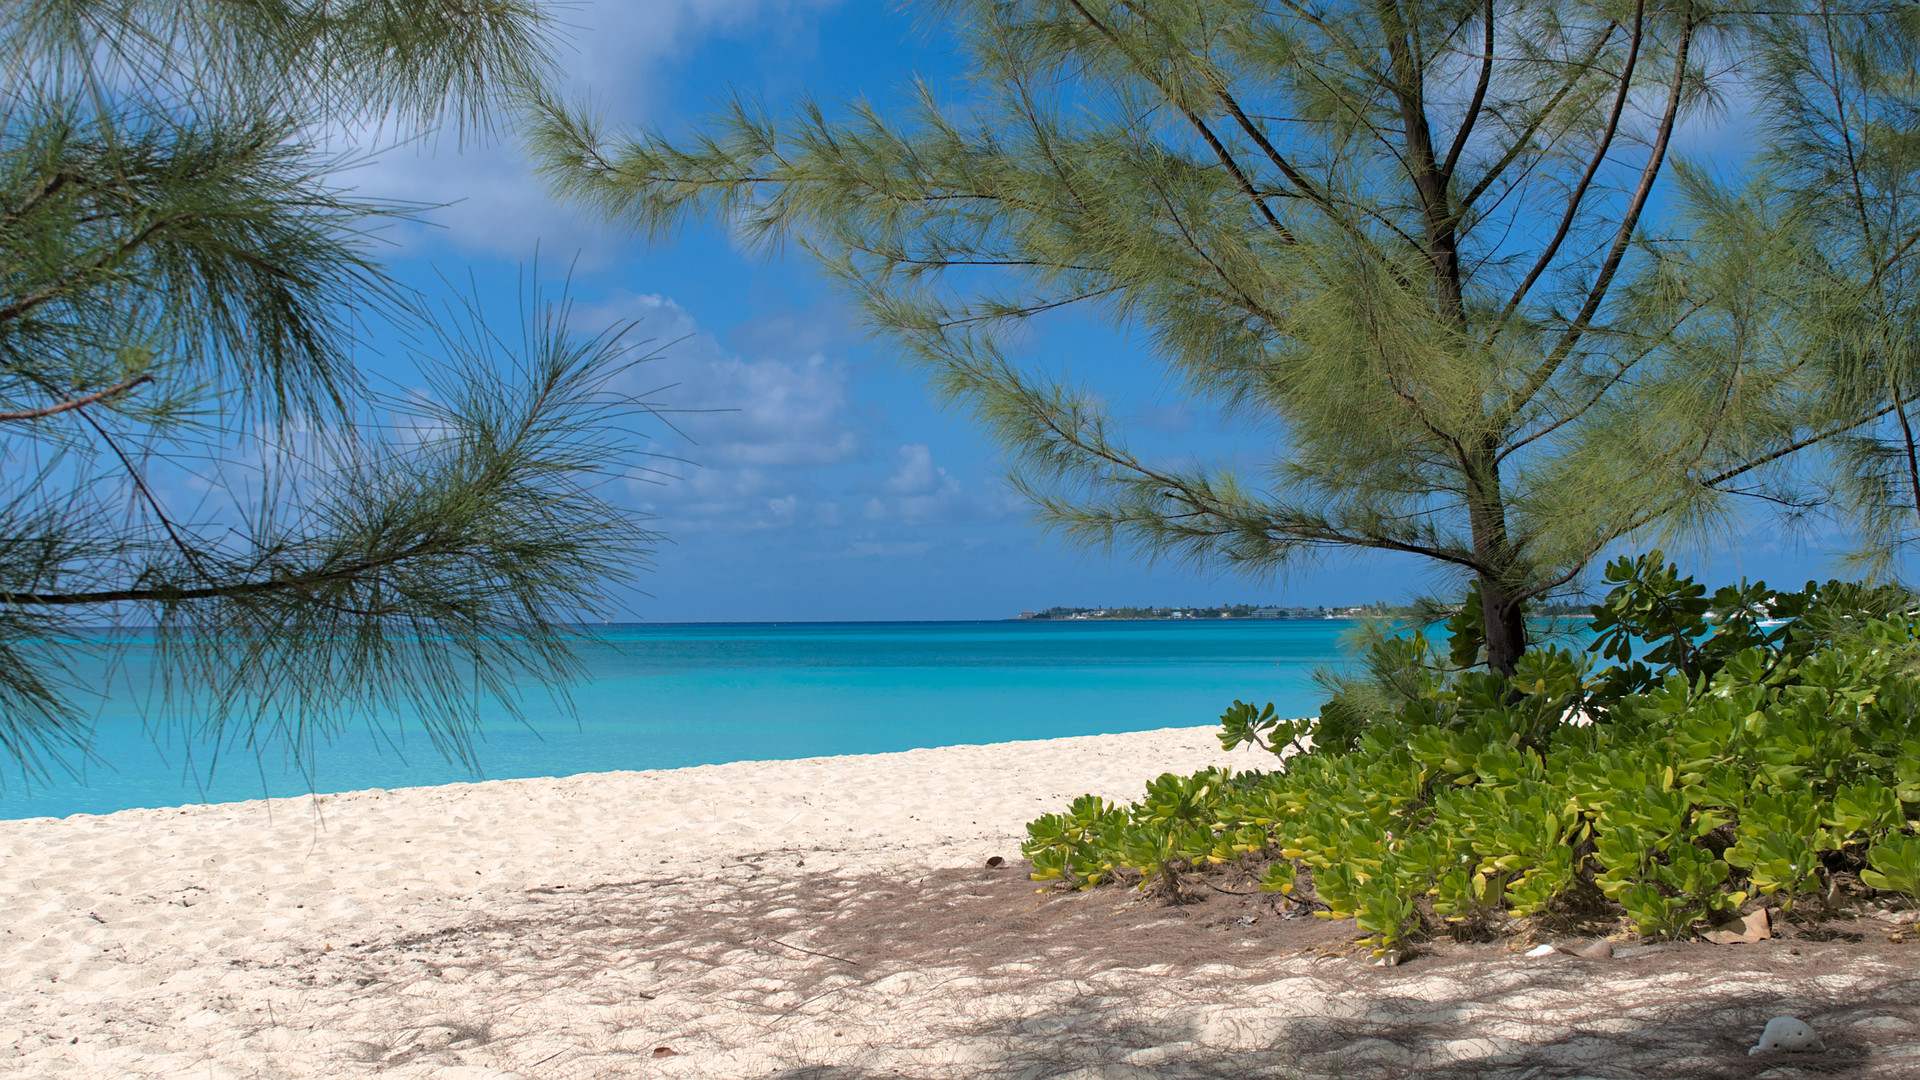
[1749,1016,1825,1056]
[1524,944,1557,958]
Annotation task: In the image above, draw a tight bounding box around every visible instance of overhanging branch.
[0,373,154,422]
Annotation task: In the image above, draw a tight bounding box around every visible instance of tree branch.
[1495,299,1707,464]
[2,548,433,607]
[1701,398,1908,490]
[1491,6,1693,431]
[1211,87,1338,220]
[1458,23,1620,211]
[70,400,223,587]
[1487,0,1647,341]
[1146,174,1285,325]
[0,212,194,326]
[1441,0,1495,183]
[0,373,154,422]
[1061,0,1298,244]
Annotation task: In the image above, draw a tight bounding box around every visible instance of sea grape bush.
[1023,553,1920,956]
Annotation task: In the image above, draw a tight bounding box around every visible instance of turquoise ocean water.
[2,619,1363,820]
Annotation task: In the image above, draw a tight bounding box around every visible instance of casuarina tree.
[531,0,1920,674]
[0,1,664,783]
[1734,5,1920,577]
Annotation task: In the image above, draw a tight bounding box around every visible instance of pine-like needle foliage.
[533,0,1920,673]
[1731,5,1920,578]
[0,1,665,787]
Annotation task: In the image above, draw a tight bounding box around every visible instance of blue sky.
[345,0,1876,623]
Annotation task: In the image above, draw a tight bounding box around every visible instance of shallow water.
[3,619,1365,819]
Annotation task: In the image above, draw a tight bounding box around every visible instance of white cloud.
[561,294,1020,539]
[859,442,1012,526]
[338,138,609,264]
[330,0,847,262]
[881,443,954,495]
[702,355,862,466]
[591,292,865,470]
[553,0,837,93]
[585,291,868,531]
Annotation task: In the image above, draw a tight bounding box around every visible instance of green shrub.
[1022,553,1920,953]
[1864,833,1920,898]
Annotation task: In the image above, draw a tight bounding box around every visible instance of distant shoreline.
[1014,612,1598,623]
[1015,615,1351,622]
[57,613,1599,632]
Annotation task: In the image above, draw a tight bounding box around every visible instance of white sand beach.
[4,726,1920,1079]
[0,727,1241,1078]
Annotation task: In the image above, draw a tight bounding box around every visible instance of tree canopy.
[533,0,1920,673]
[0,1,664,784]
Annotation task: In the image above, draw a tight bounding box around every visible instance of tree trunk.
[1478,573,1528,677]
[1464,439,1527,676]
[1387,13,1522,674]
